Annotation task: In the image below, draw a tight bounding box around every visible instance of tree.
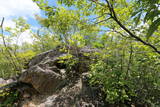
[52,0,160,54]
[0,17,34,78]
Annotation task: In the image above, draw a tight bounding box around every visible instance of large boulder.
[2,46,105,107]
[21,72,105,107]
[19,46,96,95]
[19,65,63,94]
[19,47,67,94]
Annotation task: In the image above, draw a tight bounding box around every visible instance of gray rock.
[18,47,104,106]
[0,78,6,85]
[19,65,63,94]
[0,78,14,86]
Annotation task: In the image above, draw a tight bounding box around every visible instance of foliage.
[90,50,160,105]
[58,52,79,71]
[0,89,19,107]
[89,34,160,105]
[132,0,160,38]
[32,27,61,53]
[0,17,32,78]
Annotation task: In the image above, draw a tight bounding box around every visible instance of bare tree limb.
[0,17,20,71]
[0,17,7,47]
[126,43,133,79]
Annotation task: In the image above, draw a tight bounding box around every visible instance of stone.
[0,78,14,86]
[0,78,6,85]
[19,47,95,94]
[7,46,105,106]
[19,65,63,94]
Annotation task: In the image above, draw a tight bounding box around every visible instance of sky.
[0,0,41,45]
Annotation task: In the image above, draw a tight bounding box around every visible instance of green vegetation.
[0,0,160,106]
[0,90,19,107]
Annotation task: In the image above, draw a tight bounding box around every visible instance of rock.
[28,47,63,67]
[19,48,66,94]
[19,65,63,94]
[2,46,105,106]
[0,78,6,85]
[23,93,31,98]
[19,47,95,95]
[0,78,14,86]
[20,72,104,107]
[6,79,14,84]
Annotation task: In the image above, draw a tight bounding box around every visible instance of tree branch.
[90,12,110,21]
[104,0,160,54]
[0,17,7,47]
[94,17,111,25]
[0,17,20,71]
[112,30,130,38]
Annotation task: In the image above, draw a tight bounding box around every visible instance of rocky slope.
[0,47,106,107]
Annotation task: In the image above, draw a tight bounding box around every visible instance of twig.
[90,12,110,21]
[0,17,7,47]
[94,17,111,25]
[0,17,20,71]
[112,30,130,38]
[126,43,133,79]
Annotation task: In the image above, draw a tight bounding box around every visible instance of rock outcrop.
[0,47,105,107]
[19,47,96,94]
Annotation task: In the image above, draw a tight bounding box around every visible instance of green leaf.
[133,12,142,26]
[131,9,143,18]
[147,18,160,39]
[144,10,160,23]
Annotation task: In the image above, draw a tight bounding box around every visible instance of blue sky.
[0,0,74,45]
[0,0,41,25]
[0,0,131,28]
[0,0,42,45]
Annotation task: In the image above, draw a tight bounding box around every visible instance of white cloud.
[12,30,35,46]
[3,19,16,28]
[0,0,41,45]
[0,30,35,46]
[0,0,40,18]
